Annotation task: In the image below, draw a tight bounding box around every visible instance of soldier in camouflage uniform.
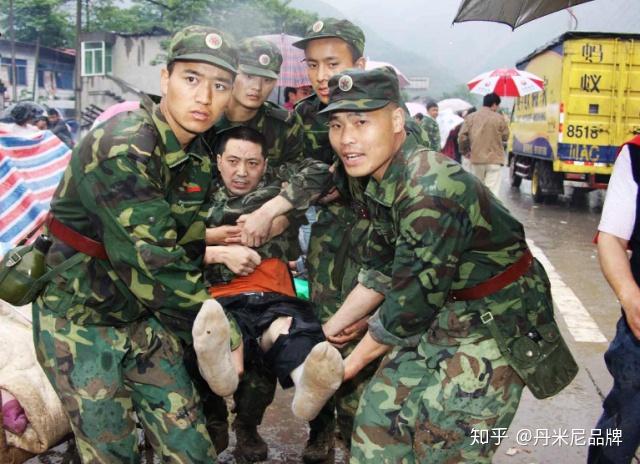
[236,19,428,461]
[421,100,441,151]
[32,26,239,463]
[319,67,577,463]
[197,36,331,462]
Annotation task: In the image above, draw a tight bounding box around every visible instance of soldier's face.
[160,61,234,146]
[304,38,365,104]
[427,106,439,118]
[217,139,267,196]
[329,105,405,180]
[232,72,277,110]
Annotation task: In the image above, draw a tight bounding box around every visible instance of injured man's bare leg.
[261,316,344,421]
[192,299,240,397]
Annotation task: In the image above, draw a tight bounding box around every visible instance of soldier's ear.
[354,57,366,70]
[391,106,404,133]
[216,153,222,164]
[160,68,170,97]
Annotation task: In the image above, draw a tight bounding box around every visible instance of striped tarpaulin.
[0,128,71,257]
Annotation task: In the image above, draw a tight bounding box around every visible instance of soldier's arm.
[342,332,391,381]
[598,232,640,338]
[75,155,211,317]
[500,117,510,143]
[368,193,472,347]
[322,283,385,337]
[276,112,333,210]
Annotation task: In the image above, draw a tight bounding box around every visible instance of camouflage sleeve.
[75,155,210,319]
[433,122,441,151]
[278,112,333,209]
[278,157,333,210]
[368,192,473,347]
[458,120,471,155]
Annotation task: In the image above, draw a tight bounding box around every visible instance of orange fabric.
[209,258,296,299]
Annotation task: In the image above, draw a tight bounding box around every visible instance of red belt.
[46,214,108,260]
[449,249,533,301]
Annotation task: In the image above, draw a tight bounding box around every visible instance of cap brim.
[238,64,279,80]
[318,99,390,114]
[292,34,342,50]
[172,53,237,75]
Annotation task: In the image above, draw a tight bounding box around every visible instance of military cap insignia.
[338,75,353,92]
[259,54,271,66]
[312,21,324,33]
[205,33,223,49]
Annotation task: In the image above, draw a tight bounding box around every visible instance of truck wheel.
[531,162,545,203]
[510,155,522,188]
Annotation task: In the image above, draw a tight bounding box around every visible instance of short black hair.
[215,126,266,158]
[483,92,501,107]
[347,42,363,62]
[414,112,424,121]
[47,108,60,117]
[426,101,438,110]
[284,86,296,103]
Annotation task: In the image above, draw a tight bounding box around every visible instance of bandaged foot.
[259,316,293,352]
[192,299,239,396]
[291,341,344,421]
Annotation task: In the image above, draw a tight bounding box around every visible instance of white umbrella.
[405,102,427,117]
[365,60,410,88]
[437,98,473,114]
[436,109,465,149]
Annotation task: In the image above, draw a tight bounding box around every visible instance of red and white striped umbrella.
[467,68,544,97]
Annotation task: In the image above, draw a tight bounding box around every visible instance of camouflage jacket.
[363,142,533,347]
[210,101,331,210]
[204,168,302,284]
[421,115,441,151]
[40,96,214,341]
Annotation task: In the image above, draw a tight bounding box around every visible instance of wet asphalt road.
[27,170,622,464]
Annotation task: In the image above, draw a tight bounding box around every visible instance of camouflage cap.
[292,18,365,57]
[167,25,238,75]
[318,66,402,114]
[237,37,283,80]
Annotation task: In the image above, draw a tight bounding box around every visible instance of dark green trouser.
[33,303,216,463]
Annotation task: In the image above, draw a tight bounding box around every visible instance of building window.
[1,58,27,86]
[82,41,112,76]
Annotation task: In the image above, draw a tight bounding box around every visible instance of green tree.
[0,0,73,47]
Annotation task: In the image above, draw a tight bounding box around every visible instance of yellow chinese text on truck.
[508,32,640,202]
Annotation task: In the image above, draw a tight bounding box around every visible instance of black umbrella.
[453,0,596,29]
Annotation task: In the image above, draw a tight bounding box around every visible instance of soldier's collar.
[365,149,405,207]
[151,103,190,167]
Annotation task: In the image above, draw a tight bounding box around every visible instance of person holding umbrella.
[458,92,509,197]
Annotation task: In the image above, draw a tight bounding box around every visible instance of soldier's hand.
[318,186,341,205]
[206,225,242,245]
[325,317,369,348]
[238,210,275,248]
[206,245,261,276]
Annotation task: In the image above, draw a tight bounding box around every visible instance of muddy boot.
[207,421,229,455]
[233,420,268,462]
[302,426,335,463]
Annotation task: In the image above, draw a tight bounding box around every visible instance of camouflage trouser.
[33,302,216,463]
[351,334,524,464]
[307,203,375,446]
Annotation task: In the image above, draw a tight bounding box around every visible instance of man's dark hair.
[483,92,501,107]
[215,125,266,158]
[414,112,424,121]
[47,108,60,117]
[426,101,438,110]
[284,87,296,103]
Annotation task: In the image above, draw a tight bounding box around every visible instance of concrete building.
[0,39,75,116]
[79,28,168,128]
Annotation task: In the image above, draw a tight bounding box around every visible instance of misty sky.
[291,0,640,94]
